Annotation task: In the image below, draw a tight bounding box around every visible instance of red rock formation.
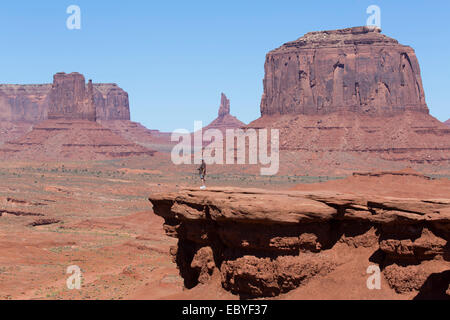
[203,93,245,132]
[248,26,450,172]
[0,74,155,160]
[0,74,130,122]
[261,26,428,116]
[48,73,96,121]
[218,93,230,117]
[94,84,130,120]
[0,73,135,148]
[149,179,450,299]
[445,119,450,127]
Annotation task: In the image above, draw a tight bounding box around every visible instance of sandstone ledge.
[149,188,450,298]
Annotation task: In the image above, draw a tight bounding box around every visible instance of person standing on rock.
[198,159,206,189]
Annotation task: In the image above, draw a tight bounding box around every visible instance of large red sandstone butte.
[248,26,450,171]
[260,26,426,116]
[0,72,165,149]
[0,73,130,122]
[0,73,154,160]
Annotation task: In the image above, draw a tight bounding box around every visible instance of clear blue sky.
[0,0,449,131]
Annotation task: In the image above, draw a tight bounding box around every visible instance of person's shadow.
[414,270,450,300]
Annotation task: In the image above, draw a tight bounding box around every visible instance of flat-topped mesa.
[0,73,131,122]
[283,26,389,49]
[261,26,428,116]
[218,93,230,117]
[0,84,51,122]
[48,72,97,121]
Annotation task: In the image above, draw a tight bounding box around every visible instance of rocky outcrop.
[0,84,50,121]
[218,93,230,117]
[93,84,130,120]
[445,119,450,127]
[48,73,96,121]
[0,73,130,122]
[150,187,450,298]
[247,27,450,172]
[0,73,155,159]
[203,93,245,132]
[260,26,428,116]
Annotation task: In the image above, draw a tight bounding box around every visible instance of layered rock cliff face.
[218,93,230,117]
[445,119,450,127]
[0,121,33,146]
[248,27,450,172]
[0,73,130,122]
[0,84,50,121]
[0,73,154,160]
[260,26,428,116]
[48,72,96,121]
[94,84,130,120]
[149,177,450,299]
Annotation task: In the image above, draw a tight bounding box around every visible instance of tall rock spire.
[202,93,245,132]
[218,93,230,117]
